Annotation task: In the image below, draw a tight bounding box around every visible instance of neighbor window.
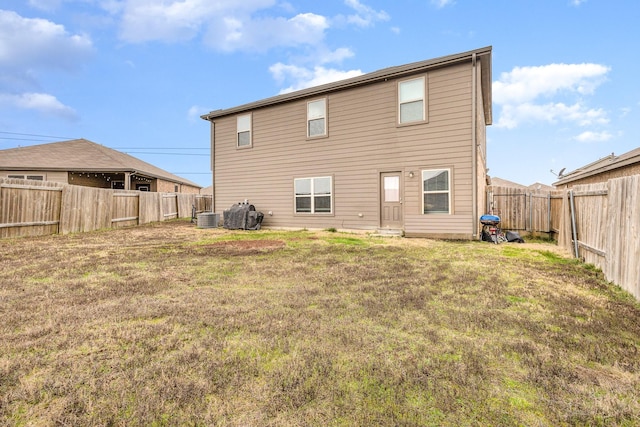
[398,77,425,124]
[295,176,332,214]
[237,114,252,148]
[422,169,450,214]
[307,99,327,137]
[7,174,43,180]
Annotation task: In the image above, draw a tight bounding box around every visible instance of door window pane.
[384,176,400,202]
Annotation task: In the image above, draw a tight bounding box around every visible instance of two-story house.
[201,46,492,239]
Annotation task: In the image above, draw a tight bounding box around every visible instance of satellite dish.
[558,167,566,177]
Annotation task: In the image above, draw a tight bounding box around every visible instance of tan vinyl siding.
[213,61,481,236]
[0,170,68,184]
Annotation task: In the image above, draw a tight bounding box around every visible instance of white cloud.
[187,105,207,122]
[574,131,612,142]
[117,0,385,52]
[494,63,609,105]
[432,0,455,8]
[27,0,63,11]
[494,63,611,129]
[571,0,587,6]
[344,0,389,27]
[0,10,92,121]
[317,47,355,64]
[119,0,231,43]
[115,1,382,94]
[270,63,363,93]
[0,10,93,71]
[0,92,77,120]
[498,102,608,129]
[205,12,329,52]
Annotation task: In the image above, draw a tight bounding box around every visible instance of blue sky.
[1,0,638,187]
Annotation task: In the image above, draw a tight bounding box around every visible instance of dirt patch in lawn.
[197,239,286,255]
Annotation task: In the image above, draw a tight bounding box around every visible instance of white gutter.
[210,121,215,213]
[471,53,478,239]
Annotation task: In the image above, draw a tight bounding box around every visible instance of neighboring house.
[554,147,640,188]
[201,46,493,239]
[0,139,201,194]
[489,177,554,192]
[489,177,526,189]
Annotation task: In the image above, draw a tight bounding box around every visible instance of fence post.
[569,190,579,258]
[547,192,551,233]
[528,192,532,232]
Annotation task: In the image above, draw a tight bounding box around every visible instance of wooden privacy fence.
[489,177,640,300]
[487,186,564,234]
[556,177,640,300]
[0,178,212,239]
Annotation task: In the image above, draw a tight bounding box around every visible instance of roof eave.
[202,46,493,122]
[554,153,640,185]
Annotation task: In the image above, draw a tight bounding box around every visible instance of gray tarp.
[223,203,264,230]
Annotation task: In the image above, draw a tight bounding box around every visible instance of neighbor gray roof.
[554,146,640,186]
[202,46,492,125]
[0,139,201,187]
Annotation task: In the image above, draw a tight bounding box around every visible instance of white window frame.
[422,168,451,214]
[398,76,426,124]
[7,174,44,180]
[307,98,327,138]
[294,176,333,214]
[237,113,252,148]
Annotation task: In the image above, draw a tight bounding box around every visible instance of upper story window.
[422,169,451,214]
[237,114,252,148]
[307,99,327,138]
[295,176,332,214]
[398,77,426,124]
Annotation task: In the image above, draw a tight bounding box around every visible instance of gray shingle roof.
[0,139,201,187]
[202,46,492,126]
[554,146,640,185]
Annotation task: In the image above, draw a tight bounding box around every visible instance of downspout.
[471,53,478,239]
[210,121,215,213]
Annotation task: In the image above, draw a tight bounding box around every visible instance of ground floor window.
[422,169,450,214]
[295,176,332,214]
[7,174,43,180]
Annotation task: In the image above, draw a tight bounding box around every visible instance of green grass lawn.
[1,220,639,426]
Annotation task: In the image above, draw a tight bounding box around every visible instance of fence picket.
[489,179,639,300]
[0,177,211,238]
